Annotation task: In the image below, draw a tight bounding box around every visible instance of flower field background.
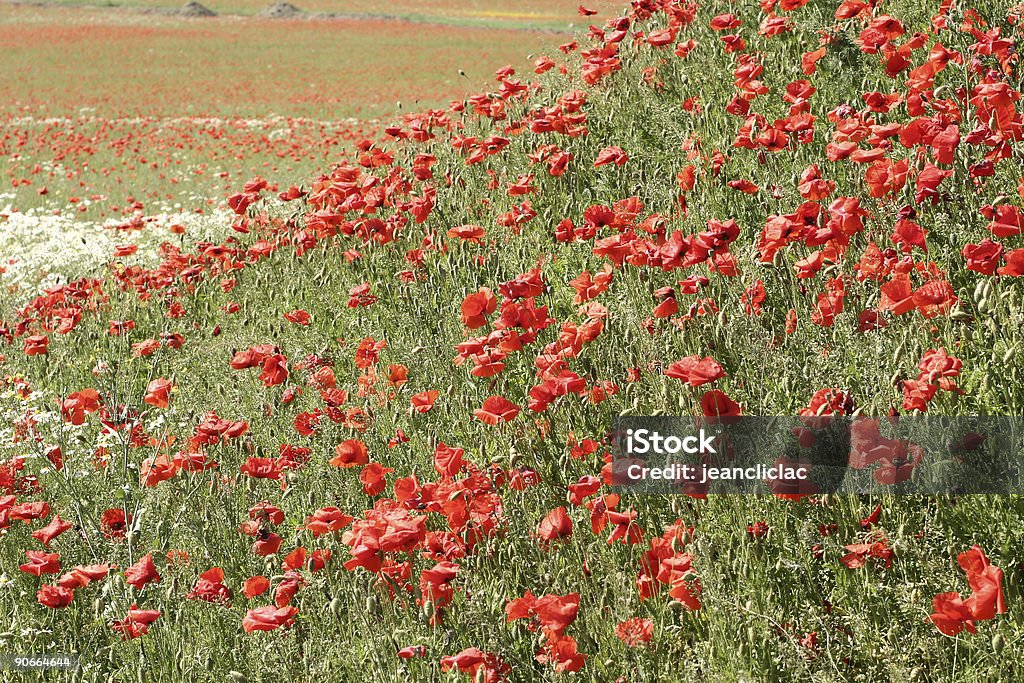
[1,0,1023,681]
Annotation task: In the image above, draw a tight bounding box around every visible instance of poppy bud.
[993,633,1006,655]
[366,595,380,615]
[1004,346,1017,364]
[949,306,971,322]
[228,672,248,683]
[330,597,343,616]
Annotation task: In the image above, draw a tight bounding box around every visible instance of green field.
[1,0,1023,681]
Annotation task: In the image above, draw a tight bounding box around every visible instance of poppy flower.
[473,395,520,425]
[32,515,72,547]
[891,219,927,253]
[985,205,1024,237]
[447,224,486,243]
[143,378,174,409]
[958,545,1006,620]
[387,364,409,386]
[410,390,439,413]
[252,532,283,557]
[111,605,161,640]
[259,354,289,386]
[331,439,369,468]
[433,442,465,477]
[240,457,282,479]
[58,564,112,590]
[864,159,909,198]
[962,240,1004,275]
[24,335,49,356]
[709,13,741,30]
[700,389,742,421]
[440,648,508,678]
[61,388,101,425]
[187,567,231,605]
[243,576,270,599]
[397,645,427,659]
[460,288,498,329]
[930,592,977,636]
[359,462,394,496]
[615,617,655,647]
[124,554,161,590]
[537,506,573,544]
[37,585,74,609]
[242,605,299,633]
[19,550,61,577]
[303,507,354,537]
[998,249,1024,276]
[664,355,726,386]
[100,508,130,539]
[594,146,628,168]
[284,310,311,325]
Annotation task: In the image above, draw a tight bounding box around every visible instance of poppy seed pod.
[366,595,380,615]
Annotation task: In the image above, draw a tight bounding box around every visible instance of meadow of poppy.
[1,0,1023,681]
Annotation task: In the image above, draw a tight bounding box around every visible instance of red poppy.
[433,442,464,477]
[460,288,498,329]
[359,462,393,496]
[187,567,231,605]
[998,249,1024,276]
[664,355,726,386]
[242,605,299,633]
[331,439,369,468]
[447,224,486,243]
[259,354,289,386]
[410,390,439,414]
[473,395,520,425]
[537,506,573,544]
[31,515,72,547]
[143,378,173,409]
[615,617,655,647]
[243,576,270,599]
[124,554,161,590]
[284,310,311,325]
[593,146,628,168]
[37,585,74,609]
[19,550,61,577]
[962,239,1004,275]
